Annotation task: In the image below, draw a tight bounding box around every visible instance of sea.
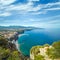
[18,28,60,56]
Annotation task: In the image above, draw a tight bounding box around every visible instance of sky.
[0,0,60,28]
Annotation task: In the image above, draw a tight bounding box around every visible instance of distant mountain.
[0,26,43,30]
[0,26,26,30]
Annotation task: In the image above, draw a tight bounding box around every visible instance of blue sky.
[0,0,60,28]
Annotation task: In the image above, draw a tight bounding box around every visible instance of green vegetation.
[34,55,45,60]
[0,36,8,48]
[46,46,55,59]
[30,41,60,60]
[30,46,41,55]
[0,36,20,60]
[30,46,45,60]
[0,34,60,60]
[46,41,60,59]
[7,51,20,60]
[43,44,50,47]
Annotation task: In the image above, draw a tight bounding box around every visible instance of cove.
[18,28,60,56]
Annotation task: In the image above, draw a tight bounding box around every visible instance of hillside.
[0,35,25,60]
[30,41,60,60]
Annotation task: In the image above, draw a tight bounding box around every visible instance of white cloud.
[6,1,60,14]
[6,2,41,11]
[29,0,39,2]
[46,7,60,10]
[0,0,60,16]
[49,20,60,24]
[44,2,60,11]
[0,0,16,5]
[41,15,60,21]
[46,2,60,7]
[0,12,11,16]
[31,20,60,28]
[31,10,46,15]
[0,0,16,16]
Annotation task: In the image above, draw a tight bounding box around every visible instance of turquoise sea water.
[18,28,60,56]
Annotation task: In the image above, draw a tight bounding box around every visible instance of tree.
[34,55,45,60]
[52,41,60,58]
[0,36,21,60]
[46,41,60,59]
[7,51,20,60]
[0,36,8,48]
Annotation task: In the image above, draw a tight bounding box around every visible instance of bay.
[18,28,60,56]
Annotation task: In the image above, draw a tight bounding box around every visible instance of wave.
[19,34,29,37]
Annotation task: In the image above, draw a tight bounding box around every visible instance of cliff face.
[30,41,60,60]
[0,35,28,60]
[0,30,31,60]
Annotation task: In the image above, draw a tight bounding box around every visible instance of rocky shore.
[0,29,32,60]
[8,31,30,60]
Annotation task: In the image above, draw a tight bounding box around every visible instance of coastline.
[14,33,23,52]
[15,40,20,51]
[15,34,30,60]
